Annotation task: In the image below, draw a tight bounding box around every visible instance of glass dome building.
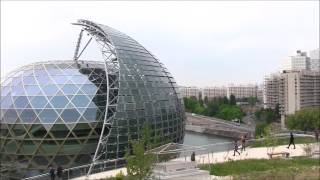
[0,20,185,178]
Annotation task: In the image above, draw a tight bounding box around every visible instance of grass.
[199,157,320,176]
[249,136,316,148]
[232,167,320,180]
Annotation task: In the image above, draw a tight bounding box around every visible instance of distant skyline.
[1,1,319,87]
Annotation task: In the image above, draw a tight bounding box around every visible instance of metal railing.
[22,158,125,180]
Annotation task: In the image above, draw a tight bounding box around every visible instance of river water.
[183,131,233,152]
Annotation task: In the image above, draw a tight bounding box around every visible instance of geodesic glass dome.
[0,20,185,178]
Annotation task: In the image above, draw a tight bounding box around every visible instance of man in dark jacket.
[287,132,296,149]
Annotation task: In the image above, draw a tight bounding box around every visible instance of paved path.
[72,143,319,180]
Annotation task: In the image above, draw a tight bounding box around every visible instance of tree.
[248,96,257,107]
[285,107,320,131]
[222,96,229,105]
[204,96,209,105]
[229,95,236,105]
[125,124,156,180]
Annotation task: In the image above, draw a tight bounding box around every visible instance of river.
[183,131,233,152]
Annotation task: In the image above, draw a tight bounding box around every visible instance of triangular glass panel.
[33,118,41,124]
[42,123,54,132]
[77,108,87,115]
[54,118,65,124]
[55,109,64,115]
[55,90,64,96]
[44,103,54,109]
[50,96,69,109]
[42,84,59,96]
[60,109,81,123]
[50,124,70,138]
[23,76,37,85]
[13,96,28,108]
[65,123,77,131]
[80,84,98,95]
[61,84,79,95]
[12,124,27,137]
[71,95,90,108]
[29,124,47,138]
[20,109,37,123]
[4,109,18,123]
[24,85,41,96]
[52,76,68,85]
[87,101,98,108]
[30,96,49,109]
[38,109,59,124]
[66,102,76,109]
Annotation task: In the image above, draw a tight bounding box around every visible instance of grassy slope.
[200,157,320,176]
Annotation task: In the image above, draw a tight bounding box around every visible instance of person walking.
[191,151,196,162]
[56,166,63,180]
[240,135,246,152]
[233,140,240,156]
[315,129,319,142]
[49,165,55,180]
[287,132,296,149]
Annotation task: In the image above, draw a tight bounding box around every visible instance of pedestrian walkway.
[72,143,318,180]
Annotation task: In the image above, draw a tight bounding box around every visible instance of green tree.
[222,96,229,104]
[248,96,257,107]
[204,96,209,105]
[285,107,320,131]
[229,95,236,105]
[125,124,156,180]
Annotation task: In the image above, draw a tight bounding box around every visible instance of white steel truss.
[72,19,120,177]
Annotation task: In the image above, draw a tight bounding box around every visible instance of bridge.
[185,113,255,139]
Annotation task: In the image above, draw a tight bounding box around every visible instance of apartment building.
[264,73,281,109]
[279,70,320,115]
[281,49,320,72]
[179,86,200,98]
[202,87,228,99]
[227,84,258,99]
[264,70,320,128]
[280,50,310,71]
[309,48,320,72]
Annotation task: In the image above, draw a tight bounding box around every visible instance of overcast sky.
[1,1,319,87]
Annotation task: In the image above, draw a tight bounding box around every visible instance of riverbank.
[186,113,255,139]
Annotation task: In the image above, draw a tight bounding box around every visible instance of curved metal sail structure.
[72,19,121,176]
[72,19,185,176]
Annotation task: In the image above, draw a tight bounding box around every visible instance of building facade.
[281,50,310,71]
[202,87,227,100]
[227,84,258,99]
[279,70,320,115]
[309,48,320,72]
[0,20,185,178]
[179,86,200,99]
[264,73,281,109]
[281,49,320,72]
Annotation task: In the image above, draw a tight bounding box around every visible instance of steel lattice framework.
[72,19,120,176]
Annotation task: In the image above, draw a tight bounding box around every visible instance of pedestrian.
[240,135,246,152]
[287,132,296,149]
[233,140,240,156]
[191,151,196,162]
[49,165,55,180]
[56,166,63,180]
[315,129,319,142]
